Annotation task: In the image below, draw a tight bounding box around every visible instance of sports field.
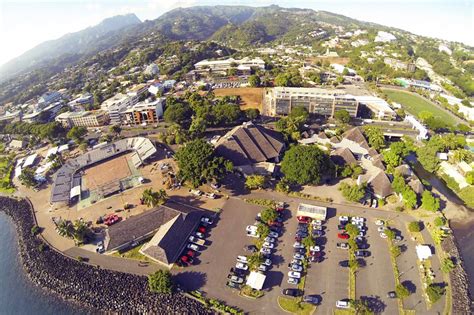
[214,87,263,111]
[82,154,131,191]
[383,89,458,126]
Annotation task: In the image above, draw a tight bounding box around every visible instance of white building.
[144,63,160,76]
[375,31,397,43]
[331,64,356,75]
[101,93,135,125]
[194,57,265,75]
[354,96,396,120]
[405,115,428,140]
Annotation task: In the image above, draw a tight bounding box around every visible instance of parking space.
[356,218,398,314]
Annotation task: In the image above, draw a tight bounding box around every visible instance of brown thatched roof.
[343,127,369,150]
[408,178,425,195]
[395,164,413,177]
[368,171,393,198]
[331,147,357,166]
[372,155,386,171]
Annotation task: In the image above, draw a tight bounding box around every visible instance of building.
[127,84,149,102]
[123,98,165,126]
[148,82,164,96]
[264,87,358,118]
[366,170,393,198]
[374,31,397,43]
[384,58,416,72]
[101,93,135,125]
[144,63,160,76]
[68,93,93,108]
[354,96,396,120]
[39,91,62,105]
[404,115,428,140]
[215,122,285,167]
[194,57,265,75]
[246,272,266,291]
[296,203,327,220]
[55,110,110,128]
[396,78,442,92]
[9,139,26,150]
[22,101,64,123]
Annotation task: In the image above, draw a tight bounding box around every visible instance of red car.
[197,226,206,233]
[185,250,195,257]
[337,233,350,239]
[297,216,311,224]
[180,255,193,266]
[104,214,121,226]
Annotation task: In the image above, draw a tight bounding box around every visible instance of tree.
[434,217,446,227]
[395,283,411,299]
[67,126,87,143]
[189,117,207,137]
[334,110,351,124]
[248,75,261,87]
[383,150,402,168]
[385,228,396,241]
[457,123,471,133]
[401,187,418,209]
[302,235,316,252]
[19,168,37,188]
[260,208,278,224]
[339,182,366,202]
[344,223,360,238]
[391,245,401,257]
[276,178,291,193]
[426,283,445,303]
[175,139,233,188]
[245,175,266,190]
[391,174,407,194]
[247,253,264,271]
[421,191,440,212]
[416,145,439,173]
[142,188,168,207]
[351,299,372,314]
[466,171,474,185]
[289,106,309,122]
[244,108,260,120]
[408,221,422,232]
[452,149,472,163]
[72,219,90,245]
[109,125,122,137]
[441,257,456,273]
[256,223,270,239]
[281,145,333,185]
[418,110,434,123]
[349,258,359,269]
[56,219,74,239]
[164,102,192,126]
[364,126,385,150]
[148,270,173,294]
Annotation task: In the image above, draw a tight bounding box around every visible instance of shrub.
[434,217,446,227]
[395,283,411,298]
[408,221,422,232]
[148,270,173,293]
[426,283,445,303]
[31,225,40,236]
[391,245,402,258]
[441,257,456,273]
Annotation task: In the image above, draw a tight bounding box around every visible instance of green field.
[383,89,458,126]
[0,158,15,194]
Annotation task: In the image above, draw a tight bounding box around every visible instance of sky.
[0,0,472,67]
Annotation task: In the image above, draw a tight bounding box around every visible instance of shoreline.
[0,196,209,314]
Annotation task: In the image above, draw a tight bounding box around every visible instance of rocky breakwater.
[441,234,472,314]
[0,197,209,314]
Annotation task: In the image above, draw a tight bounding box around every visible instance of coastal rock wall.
[0,197,209,314]
[441,234,472,314]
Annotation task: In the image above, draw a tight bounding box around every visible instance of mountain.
[0,14,141,82]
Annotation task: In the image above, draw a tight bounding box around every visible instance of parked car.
[337,224,346,230]
[264,236,276,243]
[337,233,350,239]
[355,250,370,257]
[303,295,321,305]
[337,242,349,249]
[263,258,272,266]
[247,230,259,238]
[282,288,302,297]
[197,226,206,234]
[293,253,305,260]
[377,226,385,232]
[387,291,397,298]
[276,202,286,211]
[294,248,305,254]
[297,216,311,224]
[336,299,351,309]
[187,243,200,251]
[180,255,193,266]
[200,217,214,225]
[237,255,248,263]
[339,260,350,267]
[246,225,258,232]
[263,241,275,249]
[235,262,248,270]
[380,232,388,239]
[310,251,322,258]
[309,256,322,263]
[226,281,241,290]
[312,220,323,226]
[375,219,385,226]
[188,236,205,246]
[394,235,403,242]
[288,271,301,279]
[195,232,205,239]
[268,231,279,238]
[339,216,349,223]
[291,259,303,266]
[96,241,105,253]
[260,247,272,255]
[309,245,320,252]
[269,226,282,234]
[289,264,303,272]
[293,242,304,249]
[258,264,268,272]
[287,277,299,285]
[185,250,195,257]
[312,230,324,237]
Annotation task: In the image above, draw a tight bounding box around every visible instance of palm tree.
[56,220,74,239]
[142,188,168,207]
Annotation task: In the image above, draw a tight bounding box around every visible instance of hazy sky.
[0,0,472,66]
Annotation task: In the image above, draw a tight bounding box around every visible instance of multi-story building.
[55,110,110,128]
[264,87,359,118]
[38,91,62,105]
[123,98,165,126]
[194,57,265,75]
[354,96,396,120]
[127,84,149,103]
[101,93,135,125]
[384,58,416,73]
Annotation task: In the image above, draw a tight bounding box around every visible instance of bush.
[395,206,404,212]
[426,283,445,303]
[408,221,422,232]
[31,225,40,235]
[391,245,402,258]
[434,217,446,227]
[38,243,47,252]
[395,283,411,298]
[441,257,456,273]
[148,270,173,294]
[245,175,266,190]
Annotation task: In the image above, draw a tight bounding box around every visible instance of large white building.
[354,96,396,120]
[264,87,359,118]
[101,93,135,125]
[194,57,265,75]
[123,98,165,126]
[55,110,110,128]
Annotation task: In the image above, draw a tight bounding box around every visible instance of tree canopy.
[245,175,266,190]
[334,110,351,124]
[339,182,366,202]
[421,190,440,212]
[148,270,173,294]
[281,145,333,185]
[67,126,87,143]
[175,139,233,187]
[363,126,385,151]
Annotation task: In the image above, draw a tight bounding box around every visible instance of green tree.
[72,219,90,245]
[418,110,434,123]
[189,117,207,137]
[248,75,261,87]
[109,124,122,137]
[247,253,264,271]
[281,145,333,185]
[434,217,446,227]
[175,139,232,187]
[395,283,411,299]
[391,245,401,257]
[67,126,87,143]
[334,110,351,124]
[441,257,456,273]
[416,145,439,173]
[275,178,291,193]
[421,190,440,212]
[142,188,168,207]
[391,174,406,194]
[19,168,36,188]
[244,108,260,120]
[256,223,270,239]
[402,187,418,209]
[408,221,422,232]
[56,219,74,239]
[289,106,309,122]
[164,102,192,126]
[364,126,385,151]
[344,223,360,238]
[245,175,266,190]
[385,228,396,241]
[426,283,445,303]
[302,235,316,252]
[339,182,366,202]
[383,150,402,168]
[260,208,278,224]
[148,270,173,294]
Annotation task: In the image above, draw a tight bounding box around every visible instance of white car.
[377,226,385,232]
[375,219,385,226]
[293,242,304,249]
[189,236,204,244]
[201,217,213,225]
[309,245,320,252]
[246,225,258,232]
[380,232,387,239]
[264,236,276,243]
[260,247,272,255]
[263,258,272,266]
[290,264,303,272]
[293,253,304,260]
[288,271,301,279]
[339,216,349,222]
[237,255,248,263]
[235,262,248,270]
[291,259,303,265]
[336,300,350,309]
[312,220,323,226]
[288,277,299,285]
[195,232,205,239]
[258,264,268,272]
[247,230,259,238]
[228,275,244,284]
[187,243,200,251]
[263,242,275,249]
[268,231,279,238]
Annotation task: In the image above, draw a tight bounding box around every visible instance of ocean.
[0,213,83,315]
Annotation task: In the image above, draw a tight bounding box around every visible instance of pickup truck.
[188,236,206,246]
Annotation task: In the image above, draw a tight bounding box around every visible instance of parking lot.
[172,194,444,314]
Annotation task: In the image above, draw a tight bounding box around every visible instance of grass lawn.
[278,296,316,315]
[0,158,15,194]
[383,89,458,126]
[111,244,151,262]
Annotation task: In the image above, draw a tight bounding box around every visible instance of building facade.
[264,87,359,117]
[123,98,165,126]
[194,57,265,75]
[55,111,109,128]
[101,93,135,125]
